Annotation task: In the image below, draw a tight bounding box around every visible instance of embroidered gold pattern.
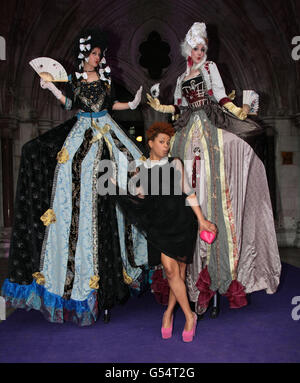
[40,209,56,226]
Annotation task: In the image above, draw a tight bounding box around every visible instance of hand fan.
[29,57,68,82]
[243,90,259,115]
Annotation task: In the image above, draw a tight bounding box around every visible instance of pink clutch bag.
[200,230,216,244]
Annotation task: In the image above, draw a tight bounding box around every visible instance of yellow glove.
[227,90,236,101]
[223,101,247,120]
[146,94,175,114]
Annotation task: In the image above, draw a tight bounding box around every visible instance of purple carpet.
[0,262,299,363]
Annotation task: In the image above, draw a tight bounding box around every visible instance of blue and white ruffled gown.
[2,76,148,325]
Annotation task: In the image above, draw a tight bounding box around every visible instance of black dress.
[116,157,198,267]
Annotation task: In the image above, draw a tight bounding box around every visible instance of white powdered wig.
[181,22,208,58]
[181,22,208,74]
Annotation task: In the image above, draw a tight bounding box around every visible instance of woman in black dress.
[115,122,217,341]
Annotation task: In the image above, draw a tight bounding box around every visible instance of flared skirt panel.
[170,105,281,313]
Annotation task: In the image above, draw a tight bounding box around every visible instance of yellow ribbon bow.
[32,272,46,285]
[91,121,111,143]
[89,275,100,289]
[40,209,56,226]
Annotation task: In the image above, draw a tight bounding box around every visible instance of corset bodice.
[77,80,106,113]
[182,74,211,109]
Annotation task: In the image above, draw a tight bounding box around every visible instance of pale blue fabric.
[42,113,148,304]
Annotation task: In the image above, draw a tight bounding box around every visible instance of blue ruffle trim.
[1,279,98,326]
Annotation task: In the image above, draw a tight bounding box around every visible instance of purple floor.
[0,262,299,363]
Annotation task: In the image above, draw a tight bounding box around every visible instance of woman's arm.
[112,86,143,111]
[59,94,67,105]
[112,101,131,111]
[173,158,217,234]
[186,193,216,233]
[40,79,65,104]
[209,62,248,120]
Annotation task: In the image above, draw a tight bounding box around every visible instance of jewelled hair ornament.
[29,57,68,82]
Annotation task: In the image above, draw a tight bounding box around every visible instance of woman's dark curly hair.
[146,122,175,143]
[73,28,108,70]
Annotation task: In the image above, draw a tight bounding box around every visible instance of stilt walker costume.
[2,29,148,326]
[147,22,281,315]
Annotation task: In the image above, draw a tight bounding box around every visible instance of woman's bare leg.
[162,287,177,328]
[161,253,194,331]
[162,261,188,328]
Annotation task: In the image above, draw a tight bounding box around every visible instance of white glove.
[128,86,142,110]
[40,78,62,100]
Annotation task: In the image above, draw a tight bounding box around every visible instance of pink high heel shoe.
[182,312,197,342]
[161,316,173,339]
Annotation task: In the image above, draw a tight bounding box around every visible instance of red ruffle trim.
[150,269,170,306]
[196,266,248,309]
[224,279,248,308]
[219,97,232,107]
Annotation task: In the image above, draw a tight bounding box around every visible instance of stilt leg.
[103,309,111,323]
[210,292,220,319]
